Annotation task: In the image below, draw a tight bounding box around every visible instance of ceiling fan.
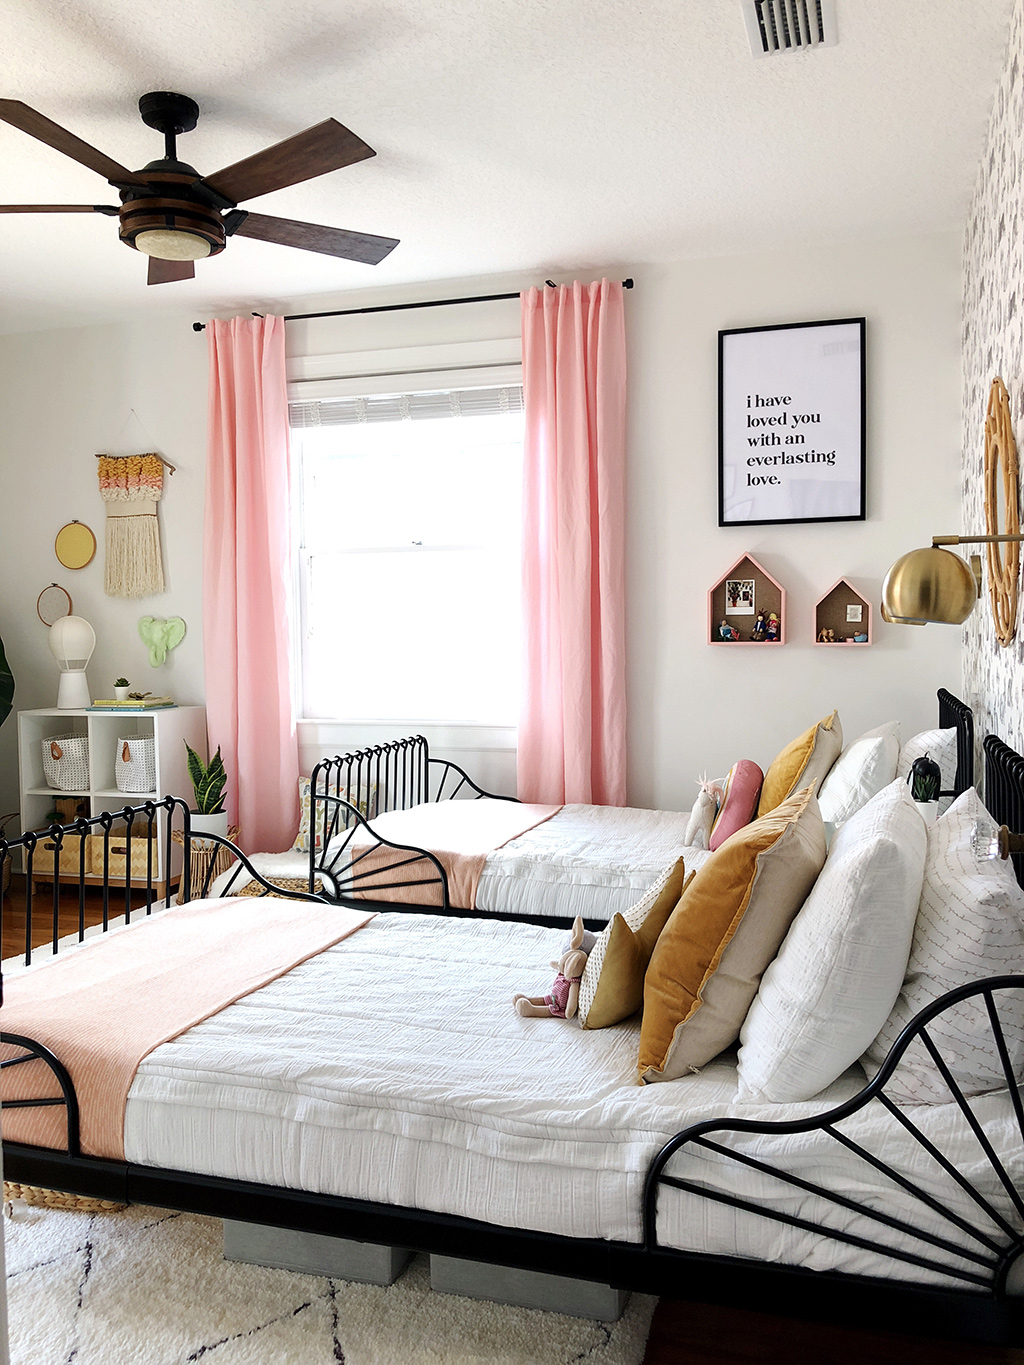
[0,91,399,284]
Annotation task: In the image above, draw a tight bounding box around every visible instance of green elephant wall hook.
[138,615,186,667]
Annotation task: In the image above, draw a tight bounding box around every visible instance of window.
[292,384,524,724]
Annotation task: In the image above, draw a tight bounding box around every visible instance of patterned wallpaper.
[963,0,1024,761]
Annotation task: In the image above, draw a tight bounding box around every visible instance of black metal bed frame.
[3,697,1024,1345]
[279,695,977,927]
[938,686,975,801]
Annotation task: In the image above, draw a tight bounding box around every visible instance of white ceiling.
[0,0,1013,333]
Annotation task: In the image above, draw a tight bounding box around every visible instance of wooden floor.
[642,1297,1024,1363]
[3,873,1022,1363]
[1,874,152,961]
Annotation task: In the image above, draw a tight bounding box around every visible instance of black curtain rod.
[191,278,634,331]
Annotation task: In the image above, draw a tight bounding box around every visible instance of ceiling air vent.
[741,0,838,58]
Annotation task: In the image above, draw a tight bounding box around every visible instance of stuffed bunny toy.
[513,916,595,1019]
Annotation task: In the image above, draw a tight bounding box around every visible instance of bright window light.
[293,386,523,724]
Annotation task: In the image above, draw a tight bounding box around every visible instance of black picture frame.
[718,317,866,527]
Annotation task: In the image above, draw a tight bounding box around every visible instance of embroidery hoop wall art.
[719,317,866,527]
[54,521,96,570]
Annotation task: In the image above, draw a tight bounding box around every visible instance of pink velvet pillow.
[709,761,765,852]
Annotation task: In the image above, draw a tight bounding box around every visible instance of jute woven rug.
[5,1202,656,1364]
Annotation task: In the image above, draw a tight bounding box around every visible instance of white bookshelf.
[18,706,207,895]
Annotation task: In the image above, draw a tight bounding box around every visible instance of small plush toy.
[514,916,595,1019]
[765,612,781,642]
[684,772,723,850]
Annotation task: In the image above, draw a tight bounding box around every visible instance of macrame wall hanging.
[97,453,167,598]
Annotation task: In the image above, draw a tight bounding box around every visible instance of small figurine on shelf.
[765,612,781,642]
[853,632,868,643]
[817,627,835,643]
[717,619,740,641]
[751,610,767,642]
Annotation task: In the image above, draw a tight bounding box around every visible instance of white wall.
[625,232,963,809]
[0,315,208,817]
[0,232,963,821]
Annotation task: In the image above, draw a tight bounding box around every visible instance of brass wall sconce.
[881,378,1022,643]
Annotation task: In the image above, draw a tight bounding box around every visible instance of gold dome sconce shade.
[881,547,982,626]
[881,375,1023,637]
[984,377,1020,646]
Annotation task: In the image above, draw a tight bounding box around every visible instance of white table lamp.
[49,615,96,709]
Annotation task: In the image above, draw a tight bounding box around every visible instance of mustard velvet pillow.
[757,711,842,817]
[577,858,690,1030]
[638,785,826,1082]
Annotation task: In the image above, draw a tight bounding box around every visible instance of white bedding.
[125,912,1019,1288]
[211,803,709,922]
[477,803,709,920]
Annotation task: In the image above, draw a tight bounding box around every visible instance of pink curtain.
[204,316,299,852]
[518,280,627,806]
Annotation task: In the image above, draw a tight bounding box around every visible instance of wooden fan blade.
[0,204,119,213]
[201,119,375,205]
[231,211,398,265]
[0,100,146,188]
[148,256,196,285]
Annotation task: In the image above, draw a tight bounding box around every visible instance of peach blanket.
[347,799,561,907]
[0,896,374,1159]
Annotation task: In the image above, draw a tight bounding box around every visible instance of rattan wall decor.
[984,376,1021,646]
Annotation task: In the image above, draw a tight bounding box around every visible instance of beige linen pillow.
[758,711,842,817]
[639,786,826,1082]
[577,858,689,1029]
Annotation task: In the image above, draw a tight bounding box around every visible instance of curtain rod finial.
[192,322,206,332]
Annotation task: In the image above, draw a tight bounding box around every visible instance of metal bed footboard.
[306,735,517,903]
[0,797,329,974]
[644,975,1024,1298]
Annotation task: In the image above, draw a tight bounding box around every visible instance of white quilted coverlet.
[125,913,1021,1286]
[476,803,709,920]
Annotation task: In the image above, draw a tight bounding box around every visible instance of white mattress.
[476,803,709,921]
[210,803,708,922]
[125,911,1020,1288]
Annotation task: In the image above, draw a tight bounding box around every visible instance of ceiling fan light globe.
[133,228,211,261]
[881,546,979,626]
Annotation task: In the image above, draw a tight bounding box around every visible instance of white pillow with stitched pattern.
[861,789,1024,1103]
[897,727,958,794]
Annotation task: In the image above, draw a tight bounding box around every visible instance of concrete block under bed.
[223,1219,412,1285]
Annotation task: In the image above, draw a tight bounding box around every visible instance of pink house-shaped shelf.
[814,578,872,646]
[708,553,787,646]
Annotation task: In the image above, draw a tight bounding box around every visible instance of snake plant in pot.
[184,742,229,844]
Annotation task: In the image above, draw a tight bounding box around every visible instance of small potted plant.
[184,742,229,845]
[114,676,131,702]
[909,753,942,824]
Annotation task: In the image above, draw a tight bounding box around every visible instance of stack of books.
[89,696,177,710]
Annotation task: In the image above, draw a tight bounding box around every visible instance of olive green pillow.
[577,858,690,1030]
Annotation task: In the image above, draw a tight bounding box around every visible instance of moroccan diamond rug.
[5,1203,657,1364]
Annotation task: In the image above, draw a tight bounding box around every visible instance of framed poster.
[719,317,865,526]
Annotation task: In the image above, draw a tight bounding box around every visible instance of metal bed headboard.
[984,734,1024,888]
[938,687,975,799]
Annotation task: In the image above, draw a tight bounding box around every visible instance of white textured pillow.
[862,789,1024,1103]
[818,721,901,827]
[737,780,927,1103]
[897,728,957,794]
